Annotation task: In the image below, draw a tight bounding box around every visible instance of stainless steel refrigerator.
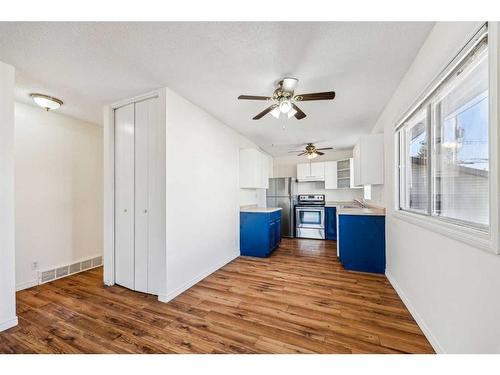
[266,177,297,238]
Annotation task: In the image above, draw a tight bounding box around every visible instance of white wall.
[372,22,500,353]
[0,61,17,332]
[273,150,364,202]
[14,102,103,290]
[161,88,263,301]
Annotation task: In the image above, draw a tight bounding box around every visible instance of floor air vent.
[56,266,69,278]
[69,262,81,274]
[92,256,102,267]
[38,254,102,286]
[41,270,56,283]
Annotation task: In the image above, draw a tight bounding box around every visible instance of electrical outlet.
[32,261,39,270]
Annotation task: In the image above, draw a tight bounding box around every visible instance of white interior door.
[114,103,135,290]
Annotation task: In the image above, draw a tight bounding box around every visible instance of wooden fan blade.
[291,103,306,120]
[238,95,271,100]
[253,105,277,120]
[288,150,305,153]
[294,91,336,101]
[297,152,307,156]
[316,147,333,150]
[316,151,325,156]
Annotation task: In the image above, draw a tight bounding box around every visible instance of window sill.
[392,210,499,255]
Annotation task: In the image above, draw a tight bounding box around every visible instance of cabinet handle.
[144,209,148,213]
[123,209,127,213]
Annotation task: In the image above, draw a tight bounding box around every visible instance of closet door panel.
[144,97,161,295]
[134,100,150,294]
[114,103,135,290]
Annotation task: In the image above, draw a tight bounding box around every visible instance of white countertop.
[240,207,282,213]
[325,201,362,208]
[337,207,386,216]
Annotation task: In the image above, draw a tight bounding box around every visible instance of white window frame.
[398,107,430,216]
[393,23,500,255]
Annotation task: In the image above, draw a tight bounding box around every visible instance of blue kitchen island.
[240,207,282,257]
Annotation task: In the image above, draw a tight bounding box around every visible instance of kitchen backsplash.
[296,181,363,202]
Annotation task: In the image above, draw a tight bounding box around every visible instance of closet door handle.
[123,209,128,213]
[144,209,148,213]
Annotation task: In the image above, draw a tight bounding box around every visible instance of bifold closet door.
[114,103,135,290]
[134,98,157,294]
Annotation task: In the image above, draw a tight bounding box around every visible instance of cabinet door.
[114,103,135,290]
[324,161,338,189]
[260,152,270,189]
[353,143,362,187]
[239,149,260,188]
[325,207,337,240]
[297,163,310,180]
[349,158,358,188]
[268,218,281,253]
[310,162,325,179]
[275,219,281,245]
[240,148,269,188]
[268,220,276,253]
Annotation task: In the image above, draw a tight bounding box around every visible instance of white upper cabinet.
[239,148,271,189]
[324,161,337,189]
[267,153,274,179]
[310,162,325,180]
[353,134,384,186]
[337,158,359,189]
[297,163,310,180]
[297,162,325,181]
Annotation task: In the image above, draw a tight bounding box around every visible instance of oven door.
[296,206,325,229]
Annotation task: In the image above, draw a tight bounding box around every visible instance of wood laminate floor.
[0,238,434,354]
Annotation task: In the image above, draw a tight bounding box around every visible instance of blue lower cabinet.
[240,210,281,257]
[338,214,385,274]
[325,207,337,240]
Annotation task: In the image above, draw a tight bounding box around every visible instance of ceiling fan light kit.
[271,107,281,119]
[289,143,334,159]
[237,77,335,121]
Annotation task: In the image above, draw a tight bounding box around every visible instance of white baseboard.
[158,252,239,303]
[16,279,38,292]
[386,270,445,354]
[0,317,18,332]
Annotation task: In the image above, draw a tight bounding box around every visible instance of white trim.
[103,104,115,286]
[15,279,38,291]
[0,317,18,332]
[158,252,238,303]
[487,22,500,257]
[385,271,445,354]
[108,90,160,110]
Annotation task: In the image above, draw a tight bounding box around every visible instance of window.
[363,184,372,200]
[400,109,429,213]
[397,29,489,233]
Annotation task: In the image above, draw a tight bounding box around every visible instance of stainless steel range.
[295,194,326,239]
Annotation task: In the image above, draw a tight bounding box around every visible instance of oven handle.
[296,207,324,212]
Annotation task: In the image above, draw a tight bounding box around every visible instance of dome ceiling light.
[30,93,63,111]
